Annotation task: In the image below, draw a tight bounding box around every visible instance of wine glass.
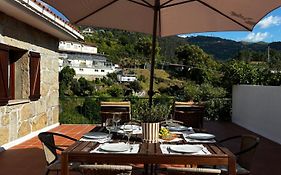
[112,113,121,129]
[123,123,133,144]
[165,114,174,126]
[105,118,115,135]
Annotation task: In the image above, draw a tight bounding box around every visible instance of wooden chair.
[217,135,260,175]
[161,167,222,175]
[173,102,205,129]
[39,132,133,175]
[38,132,80,175]
[100,101,131,126]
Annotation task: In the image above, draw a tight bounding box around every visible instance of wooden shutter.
[29,52,41,101]
[0,49,9,105]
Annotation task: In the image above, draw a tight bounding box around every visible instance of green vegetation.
[59,29,281,124]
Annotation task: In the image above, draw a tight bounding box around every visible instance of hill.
[186,36,281,60]
[81,28,281,61]
[159,35,281,61]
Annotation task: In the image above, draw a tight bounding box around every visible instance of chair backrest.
[100,101,131,125]
[173,101,205,128]
[174,110,204,128]
[38,132,77,166]
[38,132,58,165]
[237,135,260,170]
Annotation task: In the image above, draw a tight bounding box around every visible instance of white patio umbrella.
[42,0,281,107]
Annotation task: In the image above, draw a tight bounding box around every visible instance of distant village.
[58,39,137,82]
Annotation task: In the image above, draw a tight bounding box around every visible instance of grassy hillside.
[133,68,184,92]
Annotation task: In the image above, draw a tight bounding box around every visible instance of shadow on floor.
[205,121,281,175]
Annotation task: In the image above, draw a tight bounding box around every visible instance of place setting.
[160,144,211,155]
[80,132,112,143]
[184,133,216,143]
[80,118,116,143]
[89,120,141,154]
[90,142,140,154]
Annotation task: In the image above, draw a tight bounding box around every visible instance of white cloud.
[243,32,270,42]
[257,16,281,29]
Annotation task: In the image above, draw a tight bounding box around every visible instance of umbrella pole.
[148,1,159,108]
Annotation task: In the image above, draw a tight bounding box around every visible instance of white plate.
[169,145,202,153]
[100,143,130,152]
[187,133,215,140]
[120,124,141,131]
[83,132,109,139]
[167,125,189,131]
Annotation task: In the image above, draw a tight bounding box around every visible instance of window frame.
[0,47,41,106]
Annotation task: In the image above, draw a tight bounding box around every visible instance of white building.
[59,41,97,54]
[117,74,137,82]
[58,41,118,80]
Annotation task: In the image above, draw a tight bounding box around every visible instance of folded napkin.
[160,144,211,155]
[90,143,140,154]
[80,134,112,143]
[184,137,216,143]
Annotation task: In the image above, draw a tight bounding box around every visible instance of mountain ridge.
[185,36,281,60]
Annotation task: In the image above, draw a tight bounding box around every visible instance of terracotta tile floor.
[0,122,280,175]
[0,124,95,175]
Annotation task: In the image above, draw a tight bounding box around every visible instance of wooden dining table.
[61,128,236,175]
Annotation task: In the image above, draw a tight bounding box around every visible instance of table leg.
[228,155,236,175]
[61,152,69,175]
[144,164,155,175]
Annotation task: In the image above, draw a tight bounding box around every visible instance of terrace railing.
[59,96,231,124]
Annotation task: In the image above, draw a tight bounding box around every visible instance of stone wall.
[0,13,60,146]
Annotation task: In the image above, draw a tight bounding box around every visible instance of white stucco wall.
[232,85,281,144]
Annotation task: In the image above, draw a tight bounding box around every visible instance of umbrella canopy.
[43,0,281,106]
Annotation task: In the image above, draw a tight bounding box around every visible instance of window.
[95,69,98,72]
[0,46,41,105]
[101,70,105,72]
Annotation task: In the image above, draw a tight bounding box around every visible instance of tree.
[78,77,95,96]
[59,66,76,96]
[221,60,260,93]
[82,97,100,123]
[175,44,221,85]
[107,84,124,97]
[128,81,142,93]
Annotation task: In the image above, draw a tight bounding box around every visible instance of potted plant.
[132,99,171,143]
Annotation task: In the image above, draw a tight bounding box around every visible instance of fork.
[130,141,135,152]
[167,146,171,153]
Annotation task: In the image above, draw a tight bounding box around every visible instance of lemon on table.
[159,128,170,137]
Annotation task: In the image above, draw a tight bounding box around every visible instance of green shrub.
[183,83,227,102]
[131,98,171,123]
[107,84,124,97]
[183,83,202,101]
[81,97,100,123]
[200,83,227,101]
[59,97,90,124]
[204,98,231,121]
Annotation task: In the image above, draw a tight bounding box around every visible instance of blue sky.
[180,7,281,43]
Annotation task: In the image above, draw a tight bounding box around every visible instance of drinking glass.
[123,123,133,144]
[165,114,174,126]
[113,113,121,129]
[105,118,115,135]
